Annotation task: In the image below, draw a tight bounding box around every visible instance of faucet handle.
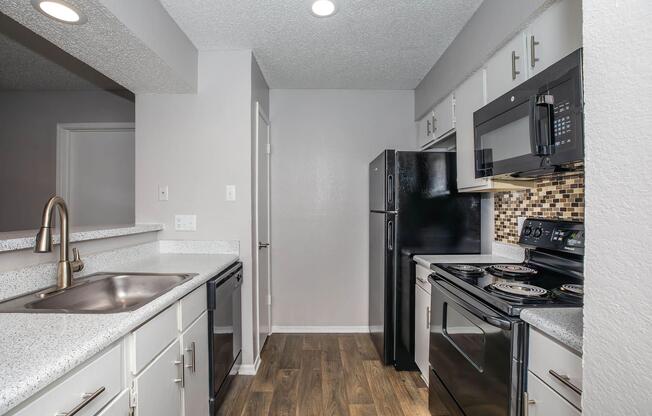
[71,248,84,272]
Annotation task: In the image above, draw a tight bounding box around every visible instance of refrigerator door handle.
[387,220,394,251]
[387,175,394,204]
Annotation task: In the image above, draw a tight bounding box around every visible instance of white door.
[181,312,210,416]
[133,340,183,416]
[56,122,135,227]
[255,102,272,357]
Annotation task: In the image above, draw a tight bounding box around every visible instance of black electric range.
[431,218,584,316]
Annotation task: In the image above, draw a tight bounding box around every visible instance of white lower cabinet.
[96,390,130,416]
[526,372,581,416]
[133,340,183,416]
[414,265,431,384]
[13,343,123,416]
[181,312,210,416]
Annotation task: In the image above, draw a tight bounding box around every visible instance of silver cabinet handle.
[432,116,437,133]
[426,119,431,136]
[523,391,536,416]
[549,369,582,395]
[426,306,431,329]
[174,355,185,388]
[511,50,521,80]
[530,35,540,68]
[55,386,105,416]
[185,342,196,373]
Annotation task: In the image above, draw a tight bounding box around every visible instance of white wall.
[269,89,415,330]
[135,50,259,365]
[582,1,652,414]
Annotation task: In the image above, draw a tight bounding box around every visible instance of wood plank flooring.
[218,334,429,416]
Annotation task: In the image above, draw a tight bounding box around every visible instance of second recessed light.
[311,0,337,17]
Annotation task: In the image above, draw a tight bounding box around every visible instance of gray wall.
[0,90,135,232]
[269,89,415,329]
[414,0,549,119]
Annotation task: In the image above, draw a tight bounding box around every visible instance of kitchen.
[0,0,648,416]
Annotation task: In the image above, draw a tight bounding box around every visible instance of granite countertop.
[0,252,238,414]
[413,253,524,269]
[521,308,583,354]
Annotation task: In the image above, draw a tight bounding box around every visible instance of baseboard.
[238,356,261,376]
[271,325,370,333]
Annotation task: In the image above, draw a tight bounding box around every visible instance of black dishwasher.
[207,262,242,415]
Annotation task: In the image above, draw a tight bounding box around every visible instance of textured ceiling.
[0,1,193,93]
[0,13,124,90]
[159,0,484,89]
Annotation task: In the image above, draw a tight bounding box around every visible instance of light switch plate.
[158,185,169,201]
[226,185,236,201]
[175,215,196,231]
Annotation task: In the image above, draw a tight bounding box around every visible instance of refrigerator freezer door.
[369,150,395,212]
[369,211,394,364]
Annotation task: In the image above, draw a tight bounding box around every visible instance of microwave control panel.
[553,99,573,147]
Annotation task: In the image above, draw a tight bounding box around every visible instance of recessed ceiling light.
[311,0,337,17]
[31,0,87,24]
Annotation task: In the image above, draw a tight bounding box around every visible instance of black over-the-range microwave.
[474,48,584,179]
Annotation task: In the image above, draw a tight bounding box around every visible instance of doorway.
[254,102,272,358]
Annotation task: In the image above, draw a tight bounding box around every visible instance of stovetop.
[430,261,583,316]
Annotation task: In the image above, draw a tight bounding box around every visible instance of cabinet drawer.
[528,328,582,408]
[415,264,431,294]
[96,389,130,416]
[14,343,122,416]
[131,305,177,374]
[526,371,581,415]
[179,284,207,331]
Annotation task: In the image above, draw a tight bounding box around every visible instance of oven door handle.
[432,275,513,330]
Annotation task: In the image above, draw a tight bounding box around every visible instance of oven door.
[429,278,522,416]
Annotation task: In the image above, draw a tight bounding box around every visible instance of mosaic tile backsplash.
[494,169,585,244]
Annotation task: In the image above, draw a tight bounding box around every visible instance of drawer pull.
[549,369,582,395]
[174,355,186,387]
[522,391,536,416]
[55,386,105,416]
[185,342,196,373]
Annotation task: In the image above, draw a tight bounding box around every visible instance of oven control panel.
[519,218,584,254]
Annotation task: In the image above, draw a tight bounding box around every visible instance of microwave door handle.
[529,94,556,156]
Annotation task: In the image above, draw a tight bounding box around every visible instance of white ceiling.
[160,0,483,89]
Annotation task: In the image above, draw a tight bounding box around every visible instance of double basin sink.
[0,272,196,314]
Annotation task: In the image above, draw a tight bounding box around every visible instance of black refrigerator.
[369,150,481,369]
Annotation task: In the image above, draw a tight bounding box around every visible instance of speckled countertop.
[0,252,238,415]
[413,253,524,269]
[521,308,583,354]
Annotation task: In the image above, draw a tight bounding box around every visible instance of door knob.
[258,242,270,249]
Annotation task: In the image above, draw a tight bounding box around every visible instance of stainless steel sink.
[0,272,196,313]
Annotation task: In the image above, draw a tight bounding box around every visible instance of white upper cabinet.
[527,0,583,77]
[485,33,527,103]
[455,70,488,191]
[417,110,436,149]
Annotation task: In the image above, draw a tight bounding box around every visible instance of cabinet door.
[485,33,527,103]
[527,0,582,76]
[181,312,210,416]
[418,111,435,149]
[414,284,430,384]
[133,340,182,416]
[455,70,490,190]
[433,93,455,140]
[526,371,581,416]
